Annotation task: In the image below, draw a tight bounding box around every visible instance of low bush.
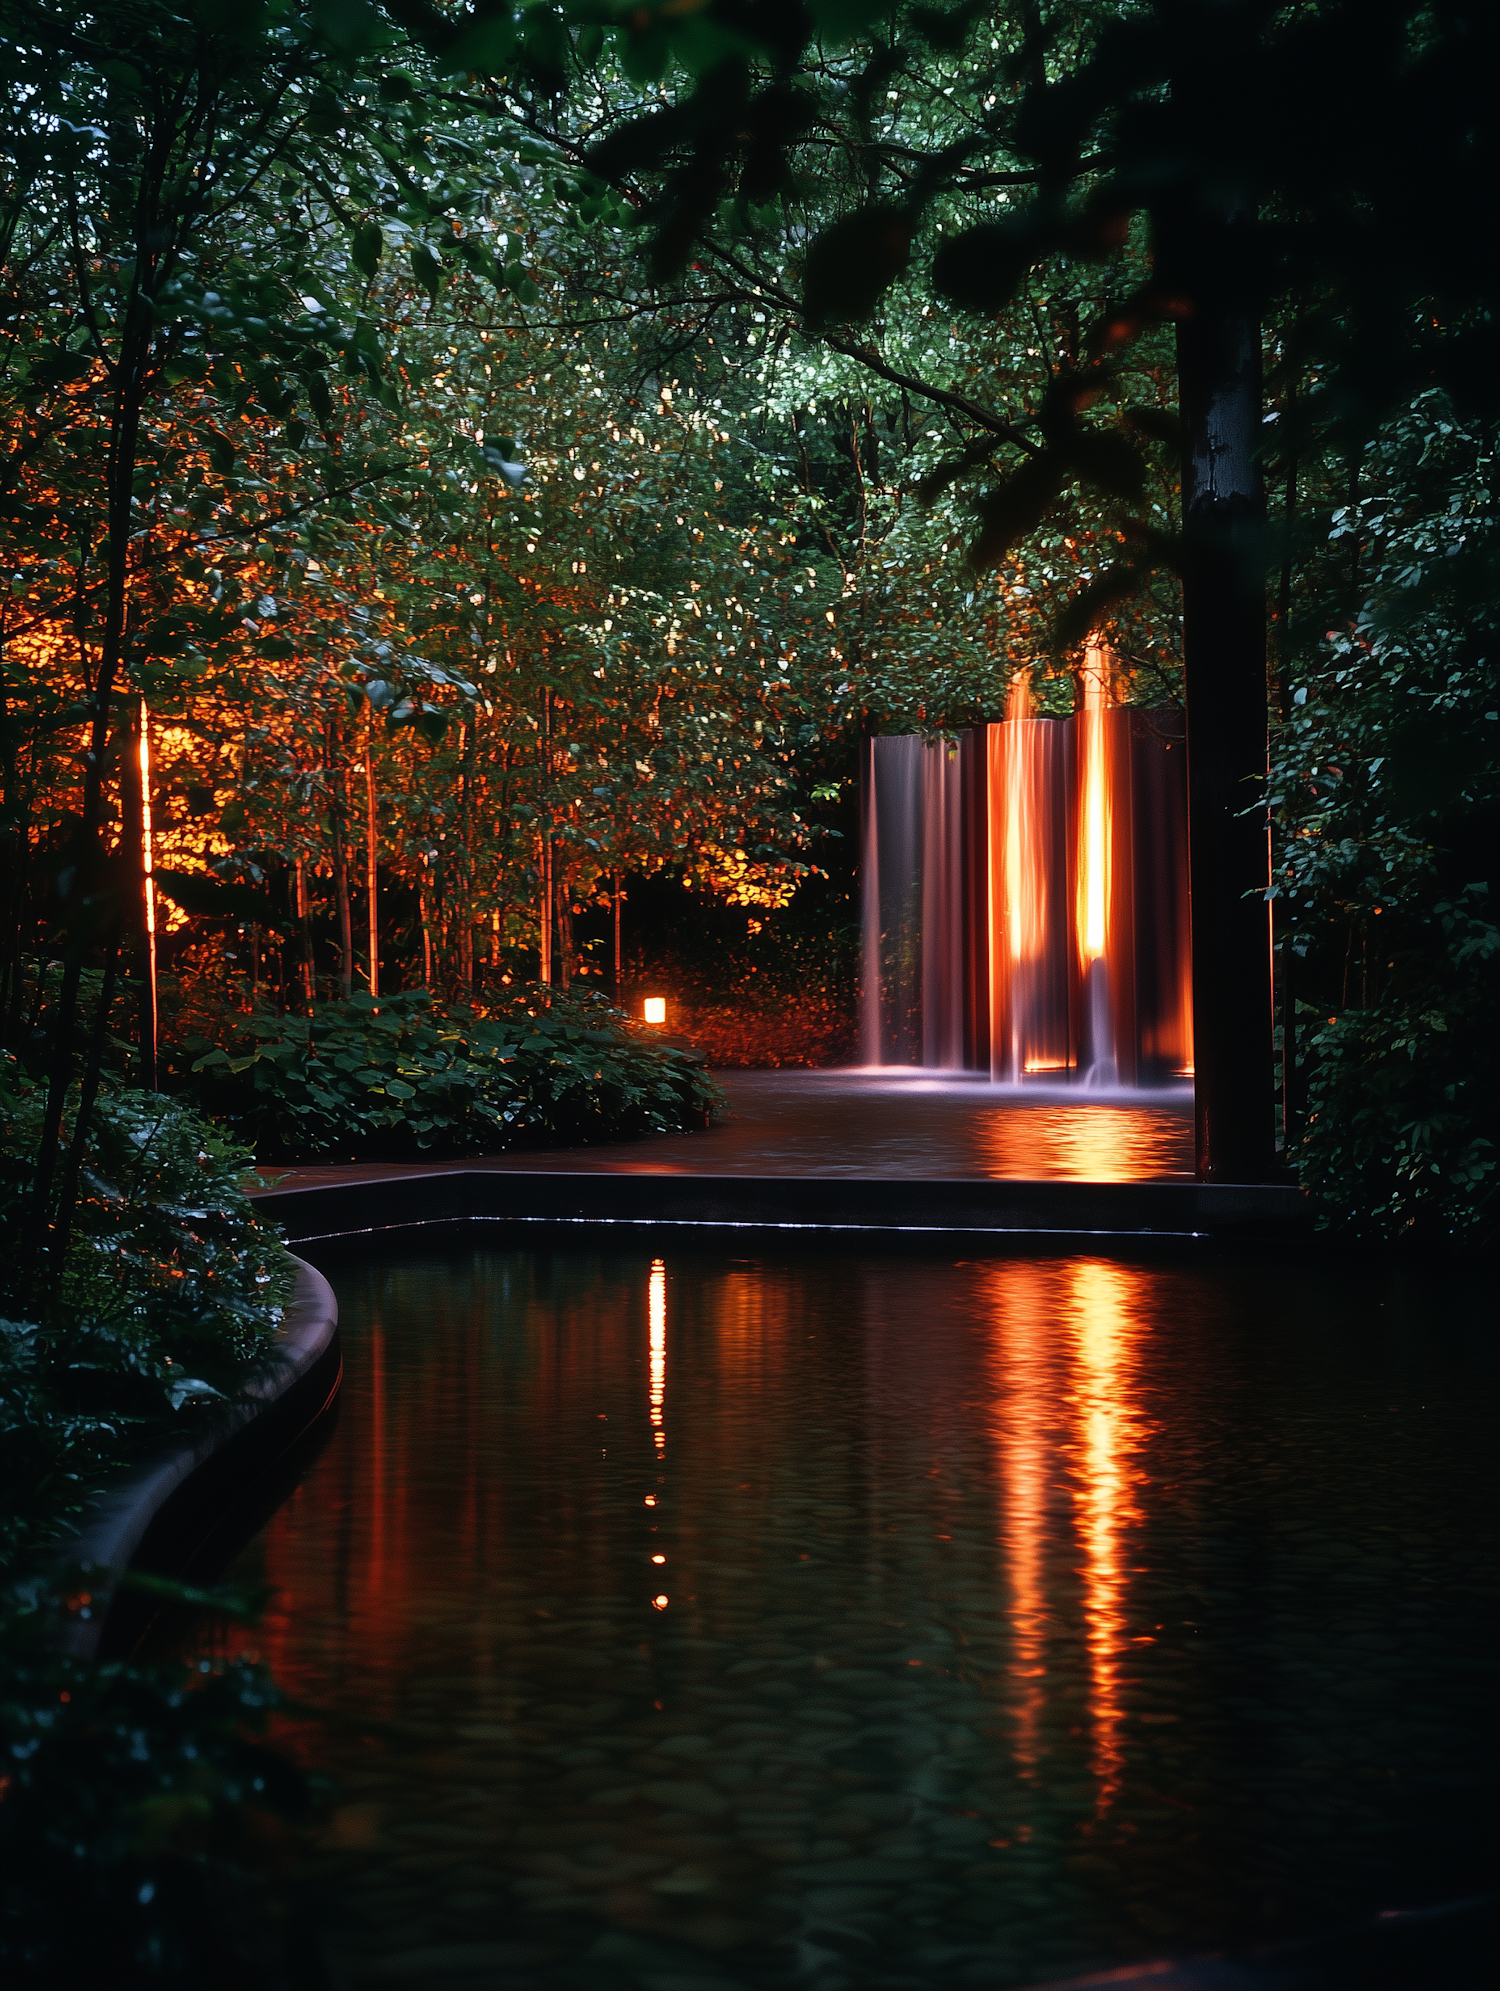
[0,1075,294,1571]
[0,1066,307,1985]
[177,984,725,1161]
[1294,886,1498,1244]
[0,1621,308,1990]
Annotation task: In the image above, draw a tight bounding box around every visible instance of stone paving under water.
[220,1243,1493,1990]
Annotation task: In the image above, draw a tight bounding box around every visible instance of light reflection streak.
[366,1316,388,1635]
[649,1256,666,1454]
[984,1264,1055,1775]
[1067,1259,1146,1812]
[973,1103,1193,1182]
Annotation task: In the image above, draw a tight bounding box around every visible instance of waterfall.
[860,733,986,1068]
[989,673,1072,1082]
[861,666,1192,1085]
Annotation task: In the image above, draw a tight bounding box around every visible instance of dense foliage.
[5,0,1491,1236]
[0,1066,294,1571]
[0,1634,306,1990]
[0,1058,307,1987]
[182,984,722,1159]
[1270,394,1497,1239]
[2,0,1493,1980]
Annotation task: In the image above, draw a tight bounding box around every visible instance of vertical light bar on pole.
[138,699,158,1087]
[365,743,379,999]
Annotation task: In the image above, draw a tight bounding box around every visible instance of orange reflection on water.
[973,1102,1193,1181]
[983,1263,1056,1776]
[1066,1259,1149,1812]
[649,1257,666,1455]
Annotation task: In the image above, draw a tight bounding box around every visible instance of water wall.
[861,659,1192,1083]
[859,731,988,1069]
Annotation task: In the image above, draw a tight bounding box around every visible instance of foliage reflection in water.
[223,1246,1493,1991]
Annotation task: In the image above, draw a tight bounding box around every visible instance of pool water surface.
[225,1243,1495,1990]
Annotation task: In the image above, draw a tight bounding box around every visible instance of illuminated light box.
[643,997,666,1024]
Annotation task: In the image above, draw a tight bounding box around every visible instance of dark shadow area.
[96,1340,343,1663]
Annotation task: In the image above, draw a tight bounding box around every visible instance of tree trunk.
[1163,183,1275,1183]
[538,689,553,987]
[122,699,158,1088]
[458,718,475,993]
[296,858,315,1007]
[32,312,150,1249]
[329,718,352,998]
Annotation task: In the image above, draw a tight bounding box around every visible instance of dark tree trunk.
[121,699,157,1088]
[329,718,353,999]
[1165,194,1276,1182]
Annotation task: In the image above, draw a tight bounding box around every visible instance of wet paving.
[256,1068,1195,1195]
[224,1242,1494,1990]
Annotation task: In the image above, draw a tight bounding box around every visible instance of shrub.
[1294,886,1498,1244]
[178,985,725,1162]
[0,1613,308,1990]
[0,1074,295,1573]
[1,1071,309,1983]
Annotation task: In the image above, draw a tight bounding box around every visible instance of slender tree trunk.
[50,929,121,1292]
[33,343,149,1244]
[296,858,315,1007]
[365,741,379,998]
[121,699,159,1087]
[538,689,553,987]
[613,870,622,995]
[1162,178,1275,1183]
[0,623,28,1050]
[458,719,475,992]
[329,717,352,998]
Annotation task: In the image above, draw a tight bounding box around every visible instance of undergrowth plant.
[1,1061,308,1984]
[0,1073,294,1571]
[179,986,725,1162]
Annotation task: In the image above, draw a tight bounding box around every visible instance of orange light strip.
[1076,647,1111,963]
[138,699,156,940]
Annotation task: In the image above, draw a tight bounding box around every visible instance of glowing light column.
[1076,645,1117,1084]
[138,700,159,1089]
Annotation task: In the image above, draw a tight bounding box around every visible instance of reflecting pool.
[226,1243,1495,1990]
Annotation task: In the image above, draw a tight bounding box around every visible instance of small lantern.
[643,997,666,1025]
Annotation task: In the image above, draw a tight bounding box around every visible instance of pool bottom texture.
[222,1243,1495,1991]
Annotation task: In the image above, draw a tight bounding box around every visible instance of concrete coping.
[55,1254,338,1659]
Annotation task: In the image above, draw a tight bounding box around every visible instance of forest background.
[3,0,1495,1242]
[1,3,1494,1976]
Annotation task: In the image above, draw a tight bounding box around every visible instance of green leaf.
[351,220,383,279]
[803,206,911,331]
[932,212,1052,315]
[411,243,443,299]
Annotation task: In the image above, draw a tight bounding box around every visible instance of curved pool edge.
[56,1255,340,1660]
